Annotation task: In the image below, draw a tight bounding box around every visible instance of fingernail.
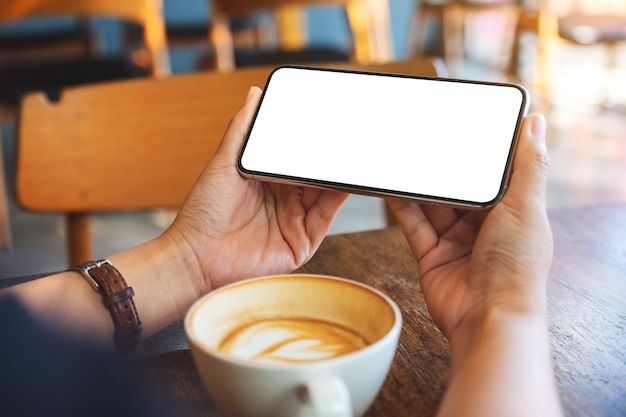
[243,86,256,104]
[529,113,546,137]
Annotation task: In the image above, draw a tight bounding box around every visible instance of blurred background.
[1,0,625,277]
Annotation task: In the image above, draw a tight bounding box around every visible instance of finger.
[387,198,438,262]
[420,205,461,236]
[300,187,323,211]
[300,187,346,211]
[504,113,550,206]
[215,86,263,160]
[272,186,347,264]
[275,185,306,230]
[303,189,349,238]
[275,186,347,236]
[418,210,483,272]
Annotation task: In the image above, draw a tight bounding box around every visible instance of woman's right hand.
[387,113,553,341]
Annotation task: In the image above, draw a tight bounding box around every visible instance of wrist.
[160,224,209,295]
[439,301,563,417]
[67,260,143,352]
[448,300,549,368]
[107,231,204,338]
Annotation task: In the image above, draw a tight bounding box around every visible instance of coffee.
[185,274,402,417]
[217,317,368,363]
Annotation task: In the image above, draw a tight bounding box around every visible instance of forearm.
[437,307,563,417]
[0,232,202,348]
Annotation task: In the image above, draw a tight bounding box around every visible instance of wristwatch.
[68,259,143,352]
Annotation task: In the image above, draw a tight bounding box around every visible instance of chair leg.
[411,3,463,71]
[275,6,308,51]
[441,4,465,77]
[535,6,558,105]
[506,17,523,81]
[0,128,12,250]
[362,0,394,63]
[601,41,619,108]
[346,0,374,63]
[410,5,436,58]
[66,213,92,265]
[210,14,237,72]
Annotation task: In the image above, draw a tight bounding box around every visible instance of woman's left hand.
[167,87,348,292]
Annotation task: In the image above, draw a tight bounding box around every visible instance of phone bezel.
[237,65,529,209]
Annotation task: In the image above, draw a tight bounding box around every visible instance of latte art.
[218,318,368,363]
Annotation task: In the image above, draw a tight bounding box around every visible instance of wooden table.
[136,203,626,417]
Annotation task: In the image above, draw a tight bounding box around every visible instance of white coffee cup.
[185,274,402,417]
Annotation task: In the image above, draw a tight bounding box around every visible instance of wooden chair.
[0,0,170,254]
[0,0,170,106]
[209,0,394,71]
[409,0,521,76]
[15,57,445,265]
[508,0,626,107]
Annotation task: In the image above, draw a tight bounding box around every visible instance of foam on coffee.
[217,317,368,363]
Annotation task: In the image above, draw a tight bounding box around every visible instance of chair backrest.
[0,0,169,76]
[16,58,445,265]
[210,0,394,71]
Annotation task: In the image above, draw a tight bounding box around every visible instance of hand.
[387,114,552,340]
[166,87,348,292]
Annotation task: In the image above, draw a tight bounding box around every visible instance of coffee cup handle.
[297,375,352,417]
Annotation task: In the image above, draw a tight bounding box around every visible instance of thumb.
[505,113,550,205]
[214,86,263,161]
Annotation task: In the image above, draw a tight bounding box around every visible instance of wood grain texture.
[547,203,626,417]
[16,59,442,213]
[137,203,626,417]
[17,68,269,212]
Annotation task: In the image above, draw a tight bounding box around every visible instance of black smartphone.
[237,65,529,208]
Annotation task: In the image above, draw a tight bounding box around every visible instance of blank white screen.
[239,67,526,205]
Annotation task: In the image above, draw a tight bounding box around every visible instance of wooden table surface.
[136,203,626,417]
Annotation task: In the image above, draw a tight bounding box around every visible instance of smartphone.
[237,65,529,208]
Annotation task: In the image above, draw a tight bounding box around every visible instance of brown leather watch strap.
[68,259,143,352]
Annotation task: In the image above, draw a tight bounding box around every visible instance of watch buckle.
[79,259,110,292]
